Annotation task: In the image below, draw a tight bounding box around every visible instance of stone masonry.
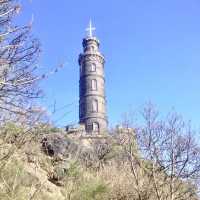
[78,23,108,134]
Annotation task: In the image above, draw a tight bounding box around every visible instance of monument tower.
[78,20,108,134]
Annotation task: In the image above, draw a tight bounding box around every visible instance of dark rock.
[41,133,113,170]
[41,133,78,157]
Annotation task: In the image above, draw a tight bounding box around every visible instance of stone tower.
[78,21,108,134]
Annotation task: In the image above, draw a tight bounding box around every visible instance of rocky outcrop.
[41,133,78,157]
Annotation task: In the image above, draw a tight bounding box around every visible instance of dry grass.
[0,124,198,200]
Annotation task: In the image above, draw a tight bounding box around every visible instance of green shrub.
[74,180,108,200]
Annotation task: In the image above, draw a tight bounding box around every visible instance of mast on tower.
[85,19,96,37]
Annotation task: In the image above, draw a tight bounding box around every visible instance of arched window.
[92,99,98,112]
[93,122,99,132]
[91,63,96,72]
[87,124,93,132]
[91,79,97,90]
[90,46,95,51]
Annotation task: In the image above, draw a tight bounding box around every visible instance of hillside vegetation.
[0,120,199,200]
[0,1,200,199]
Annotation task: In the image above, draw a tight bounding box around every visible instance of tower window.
[90,63,96,72]
[91,79,97,90]
[93,122,99,132]
[92,99,98,112]
[87,124,93,132]
[90,46,95,51]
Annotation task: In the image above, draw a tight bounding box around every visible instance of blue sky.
[18,0,200,128]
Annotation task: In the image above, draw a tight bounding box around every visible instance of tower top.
[85,19,96,37]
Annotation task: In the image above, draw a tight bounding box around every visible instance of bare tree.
[0,0,42,125]
[118,103,200,199]
[135,103,200,200]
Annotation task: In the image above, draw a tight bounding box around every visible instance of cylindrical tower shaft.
[79,35,108,134]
